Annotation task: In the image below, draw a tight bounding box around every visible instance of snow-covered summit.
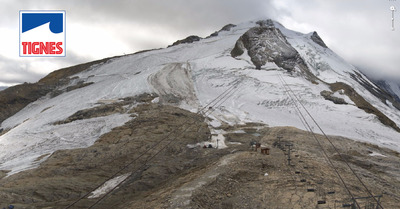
[1,19,400,176]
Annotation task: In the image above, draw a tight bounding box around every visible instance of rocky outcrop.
[320,90,347,104]
[231,20,304,71]
[65,81,94,92]
[54,93,156,125]
[50,81,95,98]
[170,24,237,46]
[310,31,328,48]
[230,39,245,58]
[54,104,125,125]
[208,24,236,37]
[221,24,236,32]
[0,83,54,126]
[170,35,201,47]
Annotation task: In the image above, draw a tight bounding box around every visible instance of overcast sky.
[0,0,398,86]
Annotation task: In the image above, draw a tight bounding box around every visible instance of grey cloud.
[44,0,276,38]
[61,51,91,67]
[0,56,43,84]
[0,51,89,85]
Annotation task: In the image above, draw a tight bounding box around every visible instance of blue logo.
[19,10,66,57]
[22,13,64,34]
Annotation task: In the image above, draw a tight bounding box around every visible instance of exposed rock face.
[310,31,328,48]
[230,39,245,59]
[221,24,236,31]
[231,20,303,71]
[54,104,124,125]
[0,83,53,126]
[170,35,201,47]
[171,24,236,46]
[50,81,95,98]
[208,24,236,37]
[320,90,347,104]
[54,94,156,125]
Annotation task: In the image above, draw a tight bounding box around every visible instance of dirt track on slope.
[148,63,199,108]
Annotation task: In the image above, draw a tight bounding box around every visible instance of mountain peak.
[255,19,275,27]
[231,20,301,71]
[170,35,201,47]
[310,31,328,48]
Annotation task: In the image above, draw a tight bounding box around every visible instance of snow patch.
[231,130,246,134]
[386,100,394,109]
[332,91,354,105]
[209,119,222,128]
[187,133,227,149]
[151,97,159,103]
[88,173,131,198]
[211,134,227,149]
[368,152,386,158]
[227,142,242,145]
[0,113,131,176]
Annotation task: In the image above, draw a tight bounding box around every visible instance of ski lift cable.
[64,77,243,208]
[278,73,362,209]
[279,73,383,209]
[86,77,243,208]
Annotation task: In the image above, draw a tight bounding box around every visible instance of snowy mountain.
[1,19,400,208]
[1,19,400,175]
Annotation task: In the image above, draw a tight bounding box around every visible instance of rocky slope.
[2,121,400,208]
[231,20,306,72]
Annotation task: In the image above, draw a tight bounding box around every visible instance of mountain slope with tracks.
[0,20,400,208]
